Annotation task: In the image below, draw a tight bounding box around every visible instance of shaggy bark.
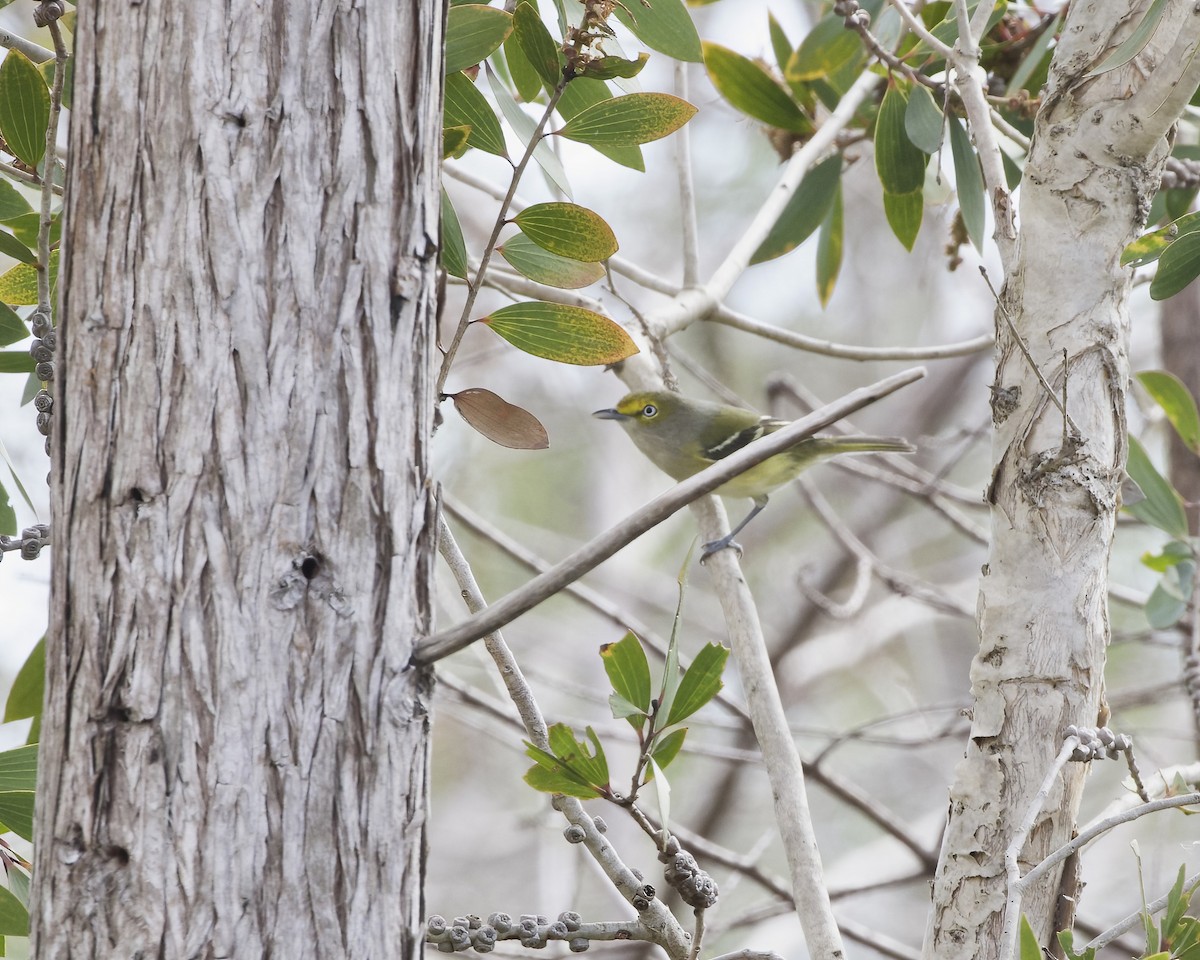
[924,4,1200,958]
[31,2,443,956]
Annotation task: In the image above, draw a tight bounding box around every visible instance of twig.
[0,159,61,195]
[36,19,68,327]
[0,27,54,63]
[1084,868,1200,952]
[673,61,701,289]
[436,82,565,395]
[414,367,927,663]
[797,554,872,619]
[885,0,954,59]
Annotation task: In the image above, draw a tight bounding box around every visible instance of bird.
[593,390,915,560]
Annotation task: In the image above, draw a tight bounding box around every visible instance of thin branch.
[1085,869,1200,952]
[673,60,701,288]
[436,82,565,395]
[885,0,954,59]
[36,20,68,326]
[414,367,927,663]
[0,28,54,63]
[0,159,61,195]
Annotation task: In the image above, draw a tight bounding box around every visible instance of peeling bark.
[32,2,443,956]
[924,4,1200,958]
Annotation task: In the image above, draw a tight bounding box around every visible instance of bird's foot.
[699,535,744,564]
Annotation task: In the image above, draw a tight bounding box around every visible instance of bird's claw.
[699,536,744,564]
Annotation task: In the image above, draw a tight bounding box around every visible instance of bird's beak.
[592,407,628,420]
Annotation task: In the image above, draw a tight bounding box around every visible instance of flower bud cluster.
[1064,725,1132,762]
[425,911,592,953]
[658,836,718,909]
[0,524,51,562]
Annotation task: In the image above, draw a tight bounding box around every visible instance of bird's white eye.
[642,404,658,418]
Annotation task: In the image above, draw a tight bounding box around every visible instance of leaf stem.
[36,18,68,326]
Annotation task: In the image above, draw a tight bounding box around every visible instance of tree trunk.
[924,4,1200,957]
[31,3,443,957]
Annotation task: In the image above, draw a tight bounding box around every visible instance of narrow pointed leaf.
[0,791,33,840]
[442,123,471,159]
[876,83,926,194]
[703,41,810,134]
[648,757,671,831]
[0,230,34,265]
[0,479,13,535]
[1018,916,1041,960]
[0,249,58,305]
[440,190,469,280]
[558,93,697,146]
[0,180,32,220]
[1150,230,1200,301]
[2,212,59,248]
[498,232,605,288]
[487,65,573,197]
[579,53,649,81]
[0,51,50,168]
[883,189,923,250]
[478,301,637,365]
[650,728,687,771]
[513,202,617,262]
[504,34,545,102]
[612,0,702,62]
[666,643,728,725]
[1008,14,1060,94]
[1147,580,1189,629]
[545,723,608,786]
[768,12,793,73]
[904,83,943,155]
[556,78,644,171]
[816,181,844,306]
[1136,371,1200,453]
[608,692,647,724]
[0,745,36,792]
[948,114,985,252]
[786,14,863,83]
[751,152,841,263]
[0,302,26,346]
[1086,0,1168,77]
[0,352,35,373]
[514,2,562,87]
[1125,435,1188,538]
[600,632,652,715]
[0,884,28,937]
[449,387,549,450]
[445,5,514,74]
[3,638,43,723]
[444,71,508,157]
[1124,212,1200,268]
[523,764,604,797]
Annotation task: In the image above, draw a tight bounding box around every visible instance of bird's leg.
[700,496,768,563]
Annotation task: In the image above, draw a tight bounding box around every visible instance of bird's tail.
[810,436,916,457]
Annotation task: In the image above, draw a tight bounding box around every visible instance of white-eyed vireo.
[593,390,915,559]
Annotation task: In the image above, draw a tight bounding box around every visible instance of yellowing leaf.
[449,388,549,450]
[0,249,57,305]
[513,202,617,262]
[444,5,513,74]
[558,93,697,146]
[499,232,605,288]
[478,301,638,365]
[442,123,471,159]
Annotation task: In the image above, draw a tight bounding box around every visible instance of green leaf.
[1056,929,1097,960]
[1140,539,1193,573]
[442,123,471,159]
[0,249,57,305]
[883,189,923,251]
[0,885,27,938]
[750,152,841,264]
[1086,0,1168,77]
[440,190,469,281]
[548,723,608,786]
[786,14,863,84]
[0,745,36,793]
[512,201,617,262]
[503,35,545,103]
[1126,435,1189,538]
[0,180,32,220]
[478,301,637,365]
[3,639,43,723]
[579,53,649,81]
[1008,14,1060,94]
[0,230,34,265]
[702,41,810,134]
[0,791,33,841]
[0,480,13,535]
[876,83,927,194]
[556,78,644,171]
[816,181,844,306]
[0,352,34,374]
[1137,370,1200,453]
[444,72,508,157]
[0,302,25,346]
[1123,211,1200,268]
[768,12,793,74]
[558,93,697,146]
[1151,229,1200,301]
[608,692,646,721]
[1146,563,1193,628]
[650,727,687,770]
[1,212,59,249]
[904,83,943,155]
[612,0,702,63]
[948,114,985,252]
[445,4,514,74]
[513,2,561,87]
[647,756,670,829]
[487,64,573,197]
[0,51,51,168]
[523,763,604,798]
[498,232,605,288]
[449,387,549,449]
[1018,916,1041,960]
[667,643,728,725]
[599,632,652,719]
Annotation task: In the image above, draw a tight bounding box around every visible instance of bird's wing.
[700,416,777,461]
